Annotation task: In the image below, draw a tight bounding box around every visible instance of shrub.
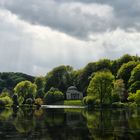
[134,90,140,104]
[128,90,140,105]
[129,81,140,93]
[0,90,10,98]
[35,98,43,106]
[127,93,135,102]
[0,96,13,107]
[44,87,64,104]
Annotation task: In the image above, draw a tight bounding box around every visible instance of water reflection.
[0,108,140,139]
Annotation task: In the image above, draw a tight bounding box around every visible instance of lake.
[0,108,140,140]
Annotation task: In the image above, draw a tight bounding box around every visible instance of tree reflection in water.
[0,108,140,139]
[83,109,140,140]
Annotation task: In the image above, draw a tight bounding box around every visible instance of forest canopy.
[0,54,140,108]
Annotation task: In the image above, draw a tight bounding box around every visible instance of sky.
[0,0,140,76]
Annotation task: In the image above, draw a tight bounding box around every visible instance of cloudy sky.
[0,0,140,75]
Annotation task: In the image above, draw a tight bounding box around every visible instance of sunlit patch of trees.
[0,54,140,108]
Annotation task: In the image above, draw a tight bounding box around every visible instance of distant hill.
[0,72,35,92]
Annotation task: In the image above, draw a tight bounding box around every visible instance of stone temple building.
[66,86,83,100]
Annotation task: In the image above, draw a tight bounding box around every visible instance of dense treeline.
[1,54,140,108]
[0,72,35,92]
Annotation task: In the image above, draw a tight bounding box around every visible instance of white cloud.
[0,8,140,76]
[0,0,115,39]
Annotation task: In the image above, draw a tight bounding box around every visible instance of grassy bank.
[53,100,84,106]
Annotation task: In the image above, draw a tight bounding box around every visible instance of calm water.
[0,108,140,140]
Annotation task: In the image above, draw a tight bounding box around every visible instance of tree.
[14,81,37,105]
[34,76,45,91]
[128,90,140,104]
[34,76,45,98]
[117,54,133,68]
[111,54,134,76]
[0,72,34,92]
[112,79,126,102]
[87,71,114,107]
[117,61,138,88]
[129,64,140,86]
[74,59,111,94]
[35,98,43,106]
[96,59,112,71]
[44,87,64,104]
[36,89,45,99]
[129,81,140,93]
[73,62,96,94]
[0,91,13,107]
[44,65,73,92]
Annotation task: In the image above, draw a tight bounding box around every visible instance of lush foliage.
[83,96,96,106]
[128,90,140,105]
[129,81,140,93]
[44,87,64,104]
[0,91,13,107]
[112,79,126,102]
[0,54,140,108]
[34,77,45,98]
[44,65,74,93]
[35,98,43,106]
[87,71,114,106]
[129,64,140,91]
[117,61,138,88]
[0,72,34,92]
[14,81,37,105]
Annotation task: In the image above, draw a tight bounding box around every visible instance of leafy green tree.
[111,54,134,76]
[44,87,64,104]
[128,90,140,104]
[14,81,37,105]
[0,72,34,92]
[34,76,45,91]
[87,71,114,106]
[129,81,140,93]
[0,91,13,107]
[34,76,45,98]
[111,60,118,76]
[117,61,138,88]
[74,59,111,94]
[35,98,43,106]
[112,79,126,102]
[96,59,112,71]
[129,64,140,86]
[128,93,135,102]
[117,54,133,68]
[83,96,96,106]
[44,65,73,92]
[73,62,96,94]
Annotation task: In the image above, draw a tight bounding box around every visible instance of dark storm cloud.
[1,0,140,39]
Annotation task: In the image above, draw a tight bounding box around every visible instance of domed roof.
[67,86,77,90]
